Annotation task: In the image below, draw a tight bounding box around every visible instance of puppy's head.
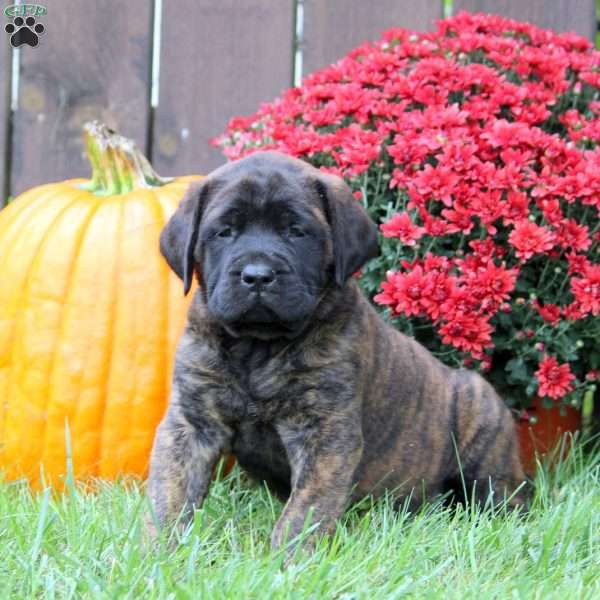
[160,151,379,339]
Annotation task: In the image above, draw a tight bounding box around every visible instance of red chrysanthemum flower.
[374,267,430,317]
[554,219,591,252]
[439,313,493,359]
[373,272,400,308]
[563,301,589,321]
[463,263,518,313]
[380,212,425,246]
[535,355,575,400]
[508,221,556,261]
[571,264,600,316]
[566,252,591,275]
[532,301,561,325]
[421,272,458,321]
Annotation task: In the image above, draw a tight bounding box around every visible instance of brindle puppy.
[148,151,527,550]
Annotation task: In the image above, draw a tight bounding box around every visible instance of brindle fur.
[147,151,527,551]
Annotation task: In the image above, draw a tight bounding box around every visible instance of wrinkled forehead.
[203,169,325,224]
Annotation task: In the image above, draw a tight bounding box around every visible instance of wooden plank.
[10,1,153,196]
[152,0,295,176]
[302,0,443,77]
[0,28,10,203]
[454,0,597,41]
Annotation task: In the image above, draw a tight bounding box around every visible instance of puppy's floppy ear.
[160,179,211,295]
[314,173,379,286]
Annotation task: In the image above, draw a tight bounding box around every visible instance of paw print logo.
[5,16,45,48]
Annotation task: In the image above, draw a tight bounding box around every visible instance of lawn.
[0,441,599,599]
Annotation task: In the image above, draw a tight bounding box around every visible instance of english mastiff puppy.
[148,151,527,549]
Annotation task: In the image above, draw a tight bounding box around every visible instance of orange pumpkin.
[0,122,200,487]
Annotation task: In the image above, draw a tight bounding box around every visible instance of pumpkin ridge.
[94,203,125,476]
[152,187,192,400]
[120,191,169,475]
[0,185,57,240]
[36,196,104,486]
[1,191,96,482]
[88,200,124,479]
[154,189,179,409]
[116,238,142,479]
[126,191,165,476]
[0,187,79,457]
[95,191,172,478]
[1,192,89,420]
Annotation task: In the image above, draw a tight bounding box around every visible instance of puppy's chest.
[216,339,306,422]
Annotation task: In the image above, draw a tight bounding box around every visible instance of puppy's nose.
[241,263,276,289]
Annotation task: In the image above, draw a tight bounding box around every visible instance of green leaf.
[506,357,531,384]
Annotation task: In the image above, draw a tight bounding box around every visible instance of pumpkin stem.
[81,121,173,196]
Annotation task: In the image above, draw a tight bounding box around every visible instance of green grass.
[1,442,599,599]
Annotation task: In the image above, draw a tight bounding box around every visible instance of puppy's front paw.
[272,536,316,569]
[140,514,161,554]
[271,515,323,568]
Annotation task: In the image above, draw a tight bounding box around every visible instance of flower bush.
[213,12,600,411]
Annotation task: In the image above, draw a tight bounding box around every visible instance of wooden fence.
[0,0,596,202]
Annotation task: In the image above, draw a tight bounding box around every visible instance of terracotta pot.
[221,454,237,478]
[517,399,581,476]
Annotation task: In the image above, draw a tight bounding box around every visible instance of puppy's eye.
[289,225,306,238]
[217,227,233,238]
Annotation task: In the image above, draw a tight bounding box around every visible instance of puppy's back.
[351,292,527,508]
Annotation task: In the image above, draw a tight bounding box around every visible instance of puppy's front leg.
[271,414,363,552]
[146,389,232,537]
